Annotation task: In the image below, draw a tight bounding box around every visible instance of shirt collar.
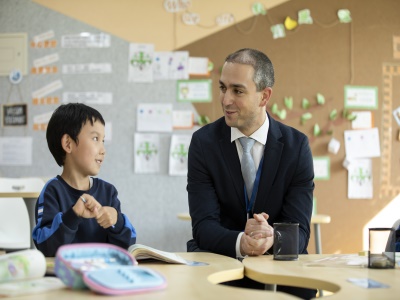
[230,114,269,145]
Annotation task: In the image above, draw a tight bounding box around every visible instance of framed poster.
[177,79,212,102]
[344,85,378,109]
[313,156,330,180]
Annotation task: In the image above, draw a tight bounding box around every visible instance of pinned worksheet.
[344,128,381,158]
[134,133,160,174]
[169,134,191,176]
[348,158,373,199]
[0,137,32,166]
[137,103,173,132]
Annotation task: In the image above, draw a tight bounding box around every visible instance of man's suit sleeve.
[187,131,239,258]
[281,134,314,254]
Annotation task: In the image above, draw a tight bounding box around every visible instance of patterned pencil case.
[54,243,166,295]
[55,243,137,289]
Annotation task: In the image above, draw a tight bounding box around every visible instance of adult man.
[187,48,315,299]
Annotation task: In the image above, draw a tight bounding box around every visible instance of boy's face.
[69,120,105,177]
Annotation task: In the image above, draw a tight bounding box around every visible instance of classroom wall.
[2,0,400,255]
[184,0,400,253]
[0,0,197,252]
[31,0,289,50]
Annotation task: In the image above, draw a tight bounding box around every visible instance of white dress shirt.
[231,115,269,258]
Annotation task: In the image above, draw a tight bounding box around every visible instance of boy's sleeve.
[32,183,82,257]
[106,188,137,249]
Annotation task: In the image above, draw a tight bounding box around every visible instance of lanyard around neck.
[244,155,264,219]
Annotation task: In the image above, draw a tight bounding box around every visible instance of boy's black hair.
[46,103,105,166]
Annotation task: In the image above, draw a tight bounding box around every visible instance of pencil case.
[54,243,167,295]
[54,243,137,289]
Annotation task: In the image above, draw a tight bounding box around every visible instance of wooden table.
[177,213,331,254]
[243,254,400,299]
[12,252,298,300]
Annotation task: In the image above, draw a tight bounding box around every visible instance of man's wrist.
[236,232,246,258]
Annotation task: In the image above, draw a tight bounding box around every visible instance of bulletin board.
[0,0,195,253]
[181,0,400,253]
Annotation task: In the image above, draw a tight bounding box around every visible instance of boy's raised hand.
[95,206,118,229]
[73,193,102,218]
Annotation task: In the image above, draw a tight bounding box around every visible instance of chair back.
[0,197,30,251]
[385,219,400,251]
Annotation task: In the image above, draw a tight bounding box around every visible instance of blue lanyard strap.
[244,156,264,218]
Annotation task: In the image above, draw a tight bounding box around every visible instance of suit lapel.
[253,116,283,213]
[218,124,246,210]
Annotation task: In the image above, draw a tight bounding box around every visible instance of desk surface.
[14,253,297,300]
[243,254,400,299]
[0,191,40,198]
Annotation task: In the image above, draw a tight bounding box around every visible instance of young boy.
[32,103,136,257]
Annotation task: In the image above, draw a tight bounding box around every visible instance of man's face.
[219,62,270,136]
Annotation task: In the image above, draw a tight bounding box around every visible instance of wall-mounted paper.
[188,57,209,76]
[61,33,110,48]
[344,85,378,109]
[177,79,212,102]
[134,133,160,174]
[137,103,173,132]
[173,110,194,129]
[169,134,191,176]
[62,92,113,105]
[32,80,62,99]
[128,43,154,82]
[62,63,112,74]
[351,111,373,129]
[348,158,373,199]
[153,51,173,80]
[313,156,330,180]
[392,106,400,126]
[169,51,189,80]
[33,53,59,68]
[32,30,55,44]
[0,137,32,166]
[344,128,381,158]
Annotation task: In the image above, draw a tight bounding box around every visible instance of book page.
[128,244,187,264]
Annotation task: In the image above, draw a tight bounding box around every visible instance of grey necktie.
[239,137,256,199]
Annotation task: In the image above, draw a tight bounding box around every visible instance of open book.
[128,244,188,264]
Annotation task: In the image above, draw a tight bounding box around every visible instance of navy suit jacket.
[187,113,314,258]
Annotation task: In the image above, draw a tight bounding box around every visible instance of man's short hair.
[225,48,275,91]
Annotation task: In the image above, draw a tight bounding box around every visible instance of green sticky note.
[314,123,321,136]
[271,103,278,114]
[302,98,310,109]
[317,93,325,105]
[302,112,312,120]
[329,109,338,120]
[277,109,287,120]
[347,113,357,121]
[301,112,312,125]
[284,96,293,110]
